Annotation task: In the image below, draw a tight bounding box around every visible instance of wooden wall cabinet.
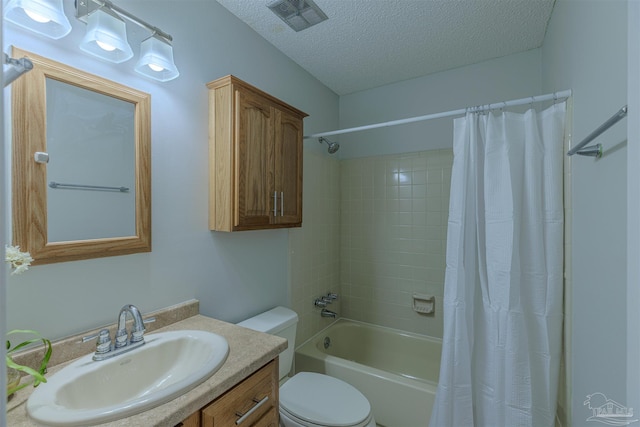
[176,359,278,427]
[207,75,308,232]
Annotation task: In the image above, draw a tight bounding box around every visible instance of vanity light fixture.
[79,6,133,63]
[134,33,179,81]
[75,0,179,81]
[4,0,72,39]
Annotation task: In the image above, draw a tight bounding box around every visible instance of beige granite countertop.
[6,312,287,426]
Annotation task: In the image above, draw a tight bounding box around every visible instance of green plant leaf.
[5,356,46,383]
[5,329,52,389]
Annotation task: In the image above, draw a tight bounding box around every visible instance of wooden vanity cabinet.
[207,75,307,232]
[177,359,278,427]
[177,412,201,427]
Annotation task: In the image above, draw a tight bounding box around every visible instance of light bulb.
[134,34,179,81]
[96,40,116,52]
[4,0,72,39]
[79,7,133,63]
[24,8,51,23]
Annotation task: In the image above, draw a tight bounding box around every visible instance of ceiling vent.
[267,0,328,32]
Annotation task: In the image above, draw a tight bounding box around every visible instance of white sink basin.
[27,330,229,426]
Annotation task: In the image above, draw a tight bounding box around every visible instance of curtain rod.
[304,89,572,139]
[3,53,33,88]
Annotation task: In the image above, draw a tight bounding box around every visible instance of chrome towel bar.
[567,105,628,157]
[49,181,130,192]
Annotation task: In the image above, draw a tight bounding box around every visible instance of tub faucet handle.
[314,298,328,308]
[326,293,338,301]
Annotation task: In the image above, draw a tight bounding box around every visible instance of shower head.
[319,137,340,154]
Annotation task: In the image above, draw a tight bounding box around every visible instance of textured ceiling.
[215,0,556,95]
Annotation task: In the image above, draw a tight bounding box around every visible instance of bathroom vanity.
[6,302,286,427]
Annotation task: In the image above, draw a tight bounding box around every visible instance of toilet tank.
[237,306,298,381]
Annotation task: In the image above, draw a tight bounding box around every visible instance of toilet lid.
[280,372,371,427]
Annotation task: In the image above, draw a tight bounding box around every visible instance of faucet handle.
[82,329,112,354]
[131,316,156,332]
[114,328,129,348]
[131,317,156,343]
[326,293,339,301]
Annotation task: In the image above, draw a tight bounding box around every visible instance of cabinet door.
[201,360,278,427]
[235,89,275,229]
[273,109,303,226]
[176,411,200,427]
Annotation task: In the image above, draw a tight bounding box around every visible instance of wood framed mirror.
[11,47,151,265]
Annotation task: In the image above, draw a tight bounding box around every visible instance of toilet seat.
[279,372,373,427]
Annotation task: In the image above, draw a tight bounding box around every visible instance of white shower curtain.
[429,103,566,427]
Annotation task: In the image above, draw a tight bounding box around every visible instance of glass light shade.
[79,8,133,64]
[134,35,179,82]
[4,0,71,39]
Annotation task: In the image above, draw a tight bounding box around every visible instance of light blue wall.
[626,0,640,417]
[542,1,629,425]
[4,0,338,339]
[338,49,542,159]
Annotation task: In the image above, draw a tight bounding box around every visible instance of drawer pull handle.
[235,396,269,425]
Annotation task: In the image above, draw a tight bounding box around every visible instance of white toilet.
[238,306,376,427]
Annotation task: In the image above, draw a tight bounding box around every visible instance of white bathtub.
[294,319,442,427]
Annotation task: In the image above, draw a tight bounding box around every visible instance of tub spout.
[321,308,337,318]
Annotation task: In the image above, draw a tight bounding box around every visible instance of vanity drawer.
[251,406,277,427]
[202,359,278,427]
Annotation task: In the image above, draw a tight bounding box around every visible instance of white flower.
[5,245,33,275]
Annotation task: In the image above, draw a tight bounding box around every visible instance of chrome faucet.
[115,304,147,348]
[82,304,155,361]
[321,308,337,318]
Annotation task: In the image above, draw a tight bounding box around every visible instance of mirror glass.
[46,78,136,242]
[12,47,151,264]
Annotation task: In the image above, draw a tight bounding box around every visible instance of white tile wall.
[339,149,453,337]
[290,150,341,345]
